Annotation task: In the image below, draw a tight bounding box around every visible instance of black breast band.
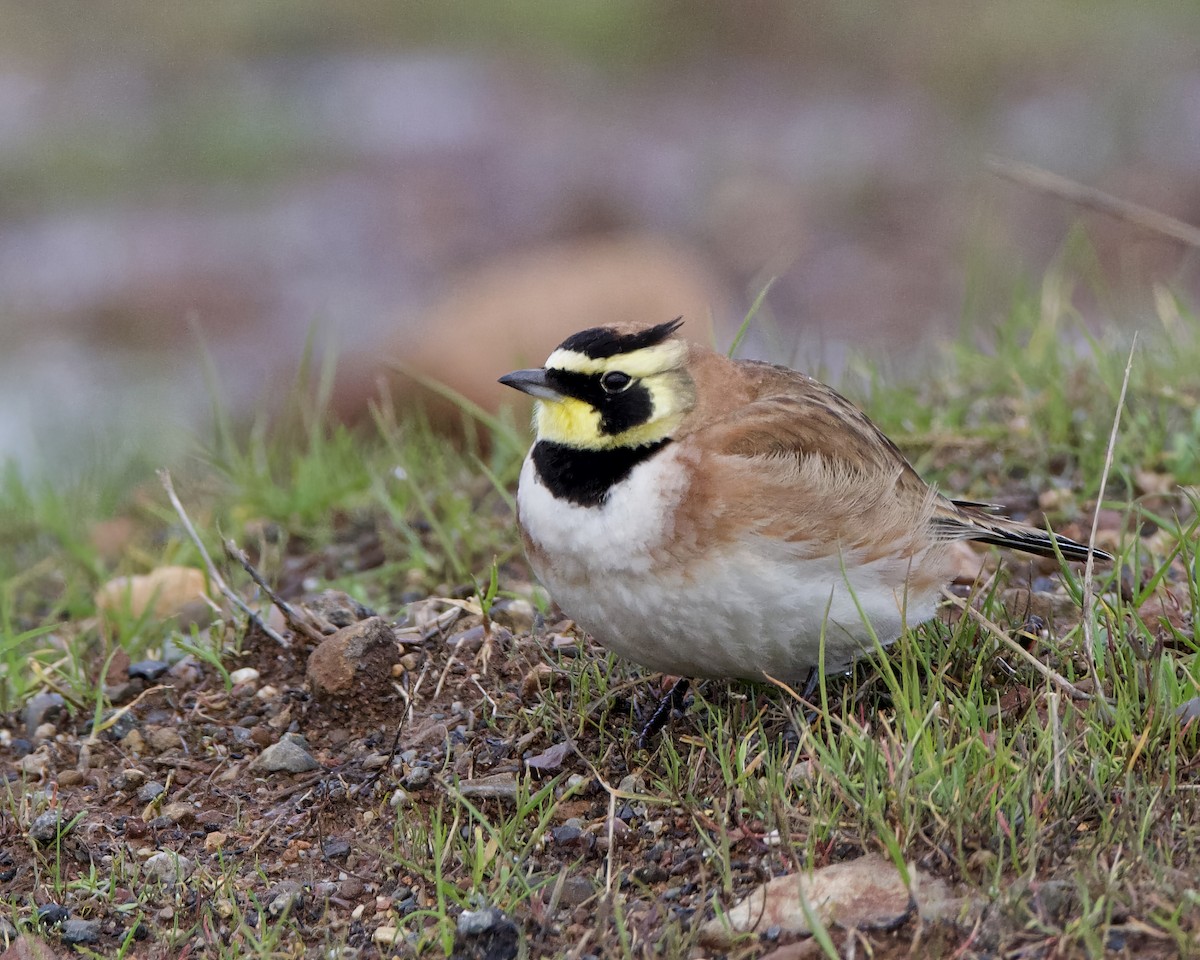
[531,439,671,508]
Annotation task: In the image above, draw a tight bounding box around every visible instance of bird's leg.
[797,667,823,725]
[637,677,691,750]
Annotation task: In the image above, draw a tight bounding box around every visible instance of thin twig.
[158,469,289,648]
[1082,336,1136,691]
[223,538,324,644]
[944,592,1115,721]
[90,684,167,737]
[987,156,1200,249]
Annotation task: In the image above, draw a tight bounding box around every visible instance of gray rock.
[37,904,69,926]
[24,692,66,737]
[112,768,147,792]
[29,810,72,845]
[144,851,193,885]
[1176,696,1200,723]
[322,837,351,859]
[457,906,503,936]
[59,918,101,945]
[305,589,377,628]
[128,659,170,681]
[255,733,321,773]
[137,781,166,804]
[98,709,137,741]
[453,906,519,960]
[559,876,593,907]
[267,880,305,917]
[403,765,431,789]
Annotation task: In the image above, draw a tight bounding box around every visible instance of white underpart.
[517,449,942,682]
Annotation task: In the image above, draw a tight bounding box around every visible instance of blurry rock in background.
[0,1,1197,473]
[331,232,722,429]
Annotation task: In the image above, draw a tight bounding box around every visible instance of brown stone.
[95,566,211,629]
[331,233,722,431]
[306,617,401,703]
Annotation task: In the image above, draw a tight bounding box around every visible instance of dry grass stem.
[223,537,325,644]
[988,156,1200,248]
[158,469,290,648]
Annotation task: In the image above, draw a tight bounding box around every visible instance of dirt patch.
[2,554,1197,958]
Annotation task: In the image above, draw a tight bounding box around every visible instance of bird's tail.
[932,499,1113,563]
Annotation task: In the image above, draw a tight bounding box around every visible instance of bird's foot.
[637,677,691,750]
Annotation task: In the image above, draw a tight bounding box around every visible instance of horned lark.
[500,319,1112,687]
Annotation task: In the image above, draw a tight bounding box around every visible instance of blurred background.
[2,0,1198,474]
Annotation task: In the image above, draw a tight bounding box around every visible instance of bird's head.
[499,318,696,450]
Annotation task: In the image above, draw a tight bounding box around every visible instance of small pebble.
[113,768,147,791]
[446,625,486,653]
[29,810,72,845]
[19,750,51,778]
[338,877,365,900]
[559,876,593,907]
[59,918,101,945]
[491,598,535,632]
[37,904,69,926]
[457,906,504,937]
[454,906,519,960]
[229,667,260,686]
[552,824,583,844]
[33,722,57,742]
[268,881,305,917]
[403,766,431,789]
[144,851,193,885]
[128,660,170,681]
[322,838,351,859]
[161,802,195,824]
[255,733,321,773]
[373,926,400,946]
[146,726,182,753]
[137,781,166,804]
[119,728,145,754]
[24,692,66,737]
[618,774,644,794]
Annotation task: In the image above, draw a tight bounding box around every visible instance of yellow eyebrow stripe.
[545,341,687,379]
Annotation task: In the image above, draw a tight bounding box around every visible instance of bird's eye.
[600,371,633,393]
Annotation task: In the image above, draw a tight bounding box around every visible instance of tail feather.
[933,504,1114,564]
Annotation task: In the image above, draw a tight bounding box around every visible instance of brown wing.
[677,355,1112,565]
[678,366,939,560]
[695,361,933,498]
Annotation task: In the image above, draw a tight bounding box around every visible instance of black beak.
[498,368,564,401]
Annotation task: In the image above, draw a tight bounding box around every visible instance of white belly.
[517,450,939,682]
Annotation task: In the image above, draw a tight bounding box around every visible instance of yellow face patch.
[535,397,685,450]
[532,337,694,450]
[534,397,603,447]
